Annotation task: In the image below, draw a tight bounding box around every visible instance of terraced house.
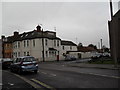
[3,25,77,61]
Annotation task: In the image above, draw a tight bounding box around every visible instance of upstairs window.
[54,40,56,46]
[24,41,26,47]
[57,40,59,47]
[27,40,29,47]
[46,51,48,57]
[33,40,35,47]
[18,42,20,48]
[18,52,20,57]
[63,46,64,50]
[45,39,47,46]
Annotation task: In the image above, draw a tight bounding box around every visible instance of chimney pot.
[36,25,41,32]
[14,31,19,36]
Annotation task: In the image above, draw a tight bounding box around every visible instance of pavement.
[67,62,120,70]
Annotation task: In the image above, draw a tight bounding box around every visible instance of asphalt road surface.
[1,60,120,89]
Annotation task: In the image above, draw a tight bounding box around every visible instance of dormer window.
[31,32,34,35]
[21,35,23,37]
[25,34,28,37]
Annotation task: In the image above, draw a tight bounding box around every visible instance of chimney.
[14,31,19,36]
[1,35,5,39]
[36,25,41,32]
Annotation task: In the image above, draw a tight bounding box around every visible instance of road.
[1,60,120,89]
[2,70,36,90]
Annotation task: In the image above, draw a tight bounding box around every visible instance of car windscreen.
[23,57,36,62]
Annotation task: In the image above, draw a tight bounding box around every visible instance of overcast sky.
[1,1,120,48]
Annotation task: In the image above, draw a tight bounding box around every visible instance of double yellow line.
[31,79,56,90]
[6,70,55,89]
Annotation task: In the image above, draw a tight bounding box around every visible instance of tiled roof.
[61,40,77,46]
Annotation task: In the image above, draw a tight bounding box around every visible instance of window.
[52,51,54,54]
[49,51,51,56]
[70,46,72,50]
[46,51,48,57]
[27,40,29,47]
[57,40,59,46]
[16,52,17,57]
[54,40,56,46]
[14,42,17,48]
[25,34,28,37]
[55,51,56,56]
[45,39,47,46]
[7,44,9,48]
[27,52,29,56]
[18,52,20,57]
[13,43,15,48]
[16,42,17,48]
[24,41,26,47]
[24,52,26,56]
[58,51,59,55]
[63,46,64,50]
[33,40,35,47]
[18,42,20,48]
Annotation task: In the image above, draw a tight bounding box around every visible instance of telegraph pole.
[110,0,113,20]
[41,27,45,62]
[100,39,103,50]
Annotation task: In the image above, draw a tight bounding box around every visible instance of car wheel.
[34,70,37,74]
[10,68,13,72]
[18,69,22,74]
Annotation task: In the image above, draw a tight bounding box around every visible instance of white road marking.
[50,74,56,77]
[8,83,14,86]
[79,72,120,79]
[89,73,120,79]
[41,72,47,74]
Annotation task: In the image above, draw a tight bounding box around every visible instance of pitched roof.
[20,30,61,40]
[113,10,120,18]
[61,40,77,46]
[4,30,61,43]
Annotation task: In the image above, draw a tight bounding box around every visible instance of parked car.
[91,53,103,59]
[2,58,13,69]
[103,52,111,57]
[65,55,76,61]
[10,56,38,74]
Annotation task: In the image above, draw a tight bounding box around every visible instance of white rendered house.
[12,25,77,61]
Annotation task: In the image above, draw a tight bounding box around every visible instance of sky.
[0,0,120,48]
